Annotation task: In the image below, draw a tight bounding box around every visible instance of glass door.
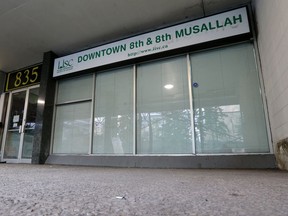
[1,86,39,163]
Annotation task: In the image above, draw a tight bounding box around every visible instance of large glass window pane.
[53,102,91,154]
[137,56,192,154]
[191,43,269,154]
[93,67,133,154]
[57,75,93,103]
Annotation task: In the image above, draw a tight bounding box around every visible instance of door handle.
[21,119,26,133]
[18,124,25,134]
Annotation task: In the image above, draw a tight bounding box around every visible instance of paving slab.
[0,164,287,216]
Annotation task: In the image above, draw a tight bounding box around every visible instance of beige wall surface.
[253,0,288,169]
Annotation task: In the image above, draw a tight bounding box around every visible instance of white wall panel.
[254,0,288,143]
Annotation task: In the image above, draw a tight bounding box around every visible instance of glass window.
[53,102,91,154]
[93,67,133,154]
[57,75,93,103]
[191,43,269,154]
[137,56,193,154]
[53,75,93,154]
[52,43,269,156]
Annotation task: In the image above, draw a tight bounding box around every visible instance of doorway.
[1,86,39,163]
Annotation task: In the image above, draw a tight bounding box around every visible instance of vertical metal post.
[133,65,137,155]
[187,54,196,155]
[17,89,30,160]
[50,81,58,155]
[89,73,96,154]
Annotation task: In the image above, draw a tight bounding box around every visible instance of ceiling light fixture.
[37,99,45,104]
[164,84,174,89]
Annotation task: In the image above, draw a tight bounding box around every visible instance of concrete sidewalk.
[0,164,287,216]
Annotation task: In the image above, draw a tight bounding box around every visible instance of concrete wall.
[253,0,288,169]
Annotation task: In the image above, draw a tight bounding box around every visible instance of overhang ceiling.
[0,0,250,72]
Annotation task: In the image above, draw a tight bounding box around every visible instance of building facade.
[0,0,287,169]
[253,0,288,170]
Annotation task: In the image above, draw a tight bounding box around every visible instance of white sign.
[13,115,20,123]
[53,7,250,77]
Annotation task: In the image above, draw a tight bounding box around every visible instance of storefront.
[0,6,276,168]
[42,6,274,168]
[0,64,42,163]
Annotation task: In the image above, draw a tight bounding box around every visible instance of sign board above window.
[53,7,250,77]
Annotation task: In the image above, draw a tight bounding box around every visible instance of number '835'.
[14,66,39,87]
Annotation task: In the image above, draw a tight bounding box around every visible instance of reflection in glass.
[137,56,192,154]
[4,132,21,159]
[191,43,269,153]
[93,67,133,154]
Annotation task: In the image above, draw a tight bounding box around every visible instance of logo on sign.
[57,59,73,73]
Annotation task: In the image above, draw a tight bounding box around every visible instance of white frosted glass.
[191,43,269,154]
[57,74,93,103]
[93,67,133,154]
[53,102,91,154]
[137,56,192,154]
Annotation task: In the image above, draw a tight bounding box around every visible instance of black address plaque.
[5,64,42,91]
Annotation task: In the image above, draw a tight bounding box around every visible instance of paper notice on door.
[13,123,18,128]
[13,115,20,123]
